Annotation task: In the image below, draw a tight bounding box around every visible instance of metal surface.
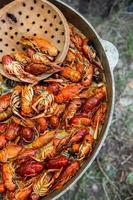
[101,39,119,71]
[0,1,118,200]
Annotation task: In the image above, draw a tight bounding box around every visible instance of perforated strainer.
[0,0,70,82]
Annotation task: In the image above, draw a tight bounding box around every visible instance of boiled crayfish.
[0,25,107,199]
[2,55,38,84]
[21,36,58,57]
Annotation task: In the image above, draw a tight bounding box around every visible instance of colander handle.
[100,39,119,71]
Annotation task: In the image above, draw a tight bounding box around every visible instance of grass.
[127,33,133,59]
[127,172,133,185]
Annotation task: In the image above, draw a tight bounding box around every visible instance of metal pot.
[0,1,119,200]
[44,0,119,200]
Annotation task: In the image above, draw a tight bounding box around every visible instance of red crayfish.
[16,159,44,178]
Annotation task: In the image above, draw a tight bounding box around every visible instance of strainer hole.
[41,5,44,9]
[30,7,34,10]
[57,40,61,44]
[21,22,24,26]
[10,36,14,39]
[33,33,37,36]
[26,15,29,19]
[44,19,47,22]
[23,3,26,7]
[34,0,37,4]
[15,32,18,35]
[59,21,63,25]
[32,21,35,24]
[18,11,22,15]
[1,19,5,23]
[5,44,8,47]
[40,26,43,29]
[45,31,48,34]
[9,27,13,30]
[48,10,51,14]
[5,32,8,35]
[12,48,15,52]
[51,35,54,39]
[61,32,65,35]
[0,50,3,53]
[55,28,59,32]
[50,23,53,27]
[37,14,40,17]
[27,29,30,32]
[7,13,17,23]
[16,42,20,45]
[0,39,2,42]
[54,15,57,19]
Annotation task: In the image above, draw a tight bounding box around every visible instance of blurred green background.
[0,0,133,200]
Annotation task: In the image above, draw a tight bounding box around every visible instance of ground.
[59,0,133,200]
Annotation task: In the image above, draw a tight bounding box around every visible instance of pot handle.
[100,39,119,71]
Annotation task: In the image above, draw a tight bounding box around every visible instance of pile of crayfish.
[0,26,107,200]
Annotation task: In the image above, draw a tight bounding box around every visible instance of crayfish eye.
[85,139,90,143]
[83,76,88,81]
